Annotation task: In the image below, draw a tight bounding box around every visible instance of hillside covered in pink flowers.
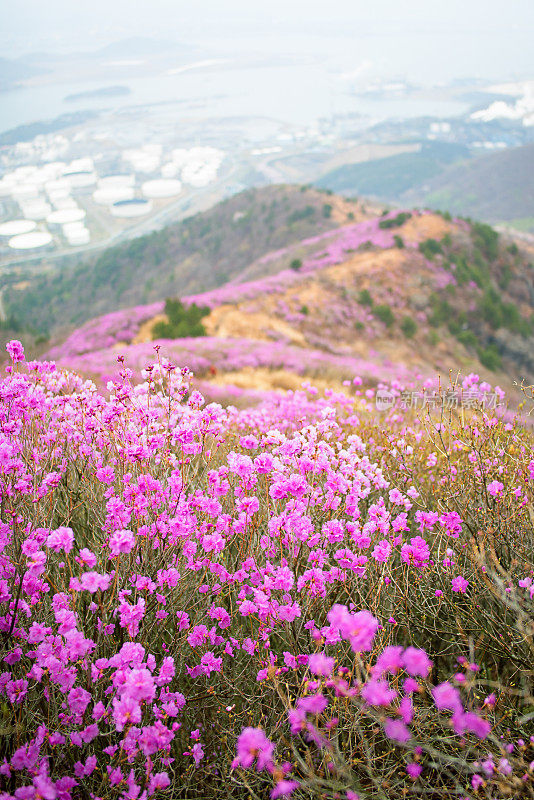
[1,189,534,799]
[41,199,534,409]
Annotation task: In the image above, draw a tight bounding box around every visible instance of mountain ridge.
[4,185,367,341]
[39,201,534,409]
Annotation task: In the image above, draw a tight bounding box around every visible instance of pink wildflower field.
[1,340,533,800]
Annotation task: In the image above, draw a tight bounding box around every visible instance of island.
[64,85,131,102]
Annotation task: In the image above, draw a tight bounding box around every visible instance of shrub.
[478,343,502,370]
[419,238,443,259]
[152,297,209,340]
[322,203,333,218]
[400,315,417,337]
[478,289,531,336]
[428,295,453,327]
[472,221,499,261]
[378,211,412,229]
[498,263,512,290]
[289,258,302,271]
[287,205,316,224]
[374,303,395,328]
[358,289,373,307]
[456,328,478,348]
[393,234,405,248]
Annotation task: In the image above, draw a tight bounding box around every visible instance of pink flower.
[384,717,411,743]
[327,605,378,652]
[371,540,392,562]
[461,711,491,739]
[192,742,204,766]
[47,527,74,554]
[361,680,397,706]
[400,696,413,724]
[74,755,97,777]
[373,646,403,677]
[498,758,512,775]
[6,679,28,704]
[308,653,335,676]
[200,651,223,675]
[68,686,91,715]
[6,339,24,363]
[406,763,422,778]
[471,774,484,789]
[401,536,430,568]
[487,480,504,497]
[402,647,432,677]
[451,576,469,594]
[297,694,328,715]
[271,780,300,798]
[148,773,171,793]
[432,682,462,713]
[96,466,115,485]
[234,727,274,771]
[80,571,111,593]
[112,696,142,731]
[108,529,135,556]
[77,548,97,567]
[122,668,156,703]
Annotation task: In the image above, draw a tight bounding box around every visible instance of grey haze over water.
[1,0,533,133]
[3,0,534,81]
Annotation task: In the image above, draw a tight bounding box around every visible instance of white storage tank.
[62,221,85,234]
[92,185,135,205]
[45,178,72,196]
[65,227,90,246]
[8,231,53,250]
[110,198,153,218]
[11,183,40,200]
[0,219,37,236]
[171,148,189,167]
[49,190,73,207]
[161,161,179,178]
[21,201,52,220]
[99,174,135,188]
[142,178,182,199]
[47,207,86,225]
[66,158,94,173]
[64,170,97,188]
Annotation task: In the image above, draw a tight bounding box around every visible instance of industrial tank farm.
[0,141,225,260]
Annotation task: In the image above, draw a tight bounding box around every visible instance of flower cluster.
[1,341,533,799]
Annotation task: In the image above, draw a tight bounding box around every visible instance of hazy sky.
[2,0,534,81]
